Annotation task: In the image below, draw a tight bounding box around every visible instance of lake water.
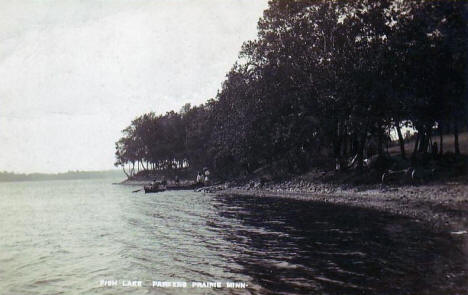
[0,179,466,295]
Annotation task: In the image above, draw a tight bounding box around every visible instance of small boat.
[143,182,204,193]
[144,186,166,194]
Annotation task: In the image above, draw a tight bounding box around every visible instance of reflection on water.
[214,195,468,294]
[0,179,466,295]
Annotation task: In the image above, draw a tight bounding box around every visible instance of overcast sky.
[0,0,268,173]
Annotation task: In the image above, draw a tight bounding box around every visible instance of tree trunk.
[356,133,367,169]
[140,160,147,171]
[395,122,406,158]
[342,135,348,157]
[418,131,425,153]
[427,128,433,153]
[439,122,444,155]
[418,128,431,154]
[122,165,129,177]
[377,128,383,156]
[412,133,420,157]
[333,122,343,158]
[454,119,460,154]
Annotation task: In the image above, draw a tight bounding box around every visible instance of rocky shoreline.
[117,175,468,234]
[208,179,468,235]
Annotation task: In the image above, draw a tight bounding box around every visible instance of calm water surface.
[0,179,466,295]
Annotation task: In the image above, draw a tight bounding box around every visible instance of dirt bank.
[213,180,468,234]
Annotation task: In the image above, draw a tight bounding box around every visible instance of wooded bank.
[115,0,468,181]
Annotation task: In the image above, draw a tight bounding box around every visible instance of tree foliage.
[115,0,467,179]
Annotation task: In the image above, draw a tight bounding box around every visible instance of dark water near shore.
[0,179,466,295]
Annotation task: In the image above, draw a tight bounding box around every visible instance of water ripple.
[0,180,466,295]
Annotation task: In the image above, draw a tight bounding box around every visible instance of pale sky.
[0,0,268,173]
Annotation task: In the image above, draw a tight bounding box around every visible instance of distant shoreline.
[0,170,124,182]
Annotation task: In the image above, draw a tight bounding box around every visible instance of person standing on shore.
[161,176,167,188]
[203,168,210,185]
[196,172,203,184]
[151,179,158,189]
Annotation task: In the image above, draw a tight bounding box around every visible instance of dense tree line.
[114,104,214,177]
[115,0,467,179]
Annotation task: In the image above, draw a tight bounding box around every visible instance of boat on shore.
[143,186,166,193]
[144,182,204,193]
